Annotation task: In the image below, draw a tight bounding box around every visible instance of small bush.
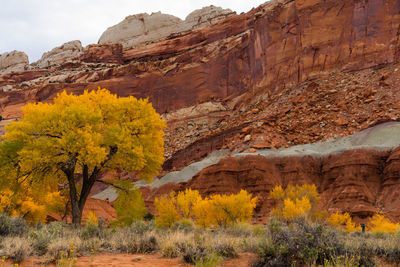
[1,237,32,262]
[256,218,346,266]
[194,251,223,267]
[0,213,28,237]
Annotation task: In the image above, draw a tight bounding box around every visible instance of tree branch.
[95,179,130,193]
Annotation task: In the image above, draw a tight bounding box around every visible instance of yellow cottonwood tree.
[271,184,323,221]
[155,189,257,228]
[327,212,360,232]
[368,213,399,233]
[0,89,165,225]
[154,192,180,227]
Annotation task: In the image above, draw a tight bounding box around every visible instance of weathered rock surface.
[138,122,400,221]
[0,51,29,74]
[81,43,124,64]
[98,6,234,49]
[32,40,83,68]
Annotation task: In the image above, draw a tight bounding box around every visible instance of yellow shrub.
[86,210,98,227]
[270,184,320,221]
[154,192,180,227]
[193,198,214,228]
[155,189,257,228]
[176,188,202,219]
[327,212,360,232]
[368,213,399,233]
[279,197,311,221]
[0,187,65,223]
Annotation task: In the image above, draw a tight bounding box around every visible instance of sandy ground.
[7,252,258,267]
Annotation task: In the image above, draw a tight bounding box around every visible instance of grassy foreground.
[1,214,400,266]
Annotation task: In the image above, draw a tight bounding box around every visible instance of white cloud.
[0,0,267,62]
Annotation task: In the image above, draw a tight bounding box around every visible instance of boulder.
[0,51,29,74]
[98,6,234,49]
[33,40,83,68]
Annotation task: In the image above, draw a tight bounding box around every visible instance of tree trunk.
[71,199,82,226]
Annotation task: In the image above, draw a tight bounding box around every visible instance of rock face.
[0,51,29,74]
[177,147,400,223]
[98,6,234,49]
[32,40,83,68]
[81,43,124,64]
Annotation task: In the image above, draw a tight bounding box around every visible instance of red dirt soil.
[8,252,258,267]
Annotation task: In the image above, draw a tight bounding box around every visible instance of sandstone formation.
[80,43,124,64]
[0,51,29,74]
[98,6,234,49]
[32,40,83,68]
[138,122,400,222]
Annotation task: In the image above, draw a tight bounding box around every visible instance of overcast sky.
[0,0,267,62]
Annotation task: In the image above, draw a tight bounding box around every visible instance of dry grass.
[2,213,400,266]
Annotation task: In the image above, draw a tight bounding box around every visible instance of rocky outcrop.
[0,51,29,74]
[32,40,83,68]
[98,6,234,49]
[80,43,124,64]
[180,149,397,223]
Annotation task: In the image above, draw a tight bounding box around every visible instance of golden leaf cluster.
[154,189,257,228]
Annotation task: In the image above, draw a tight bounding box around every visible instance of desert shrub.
[1,236,32,262]
[105,228,158,254]
[368,213,399,234]
[172,219,195,231]
[0,213,28,237]
[327,212,360,232]
[256,218,346,266]
[128,220,155,234]
[45,239,81,263]
[30,230,51,256]
[160,231,195,258]
[56,242,77,267]
[323,255,360,267]
[194,252,223,267]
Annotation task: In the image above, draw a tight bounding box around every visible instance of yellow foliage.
[209,190,258,227]
[0,88,166,224]
[0,184,65,223]
[86,211,98,227]
[193,198,214,228]
[279,197,311,221]
[176,188,202,219]
[270,185,285,200]
[270,184,320,221]
[155,189,257,228]
[154,192,180,228]
[368,213,399,233]
[327,212,360,232]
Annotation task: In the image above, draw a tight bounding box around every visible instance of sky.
[0,0,267,63]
